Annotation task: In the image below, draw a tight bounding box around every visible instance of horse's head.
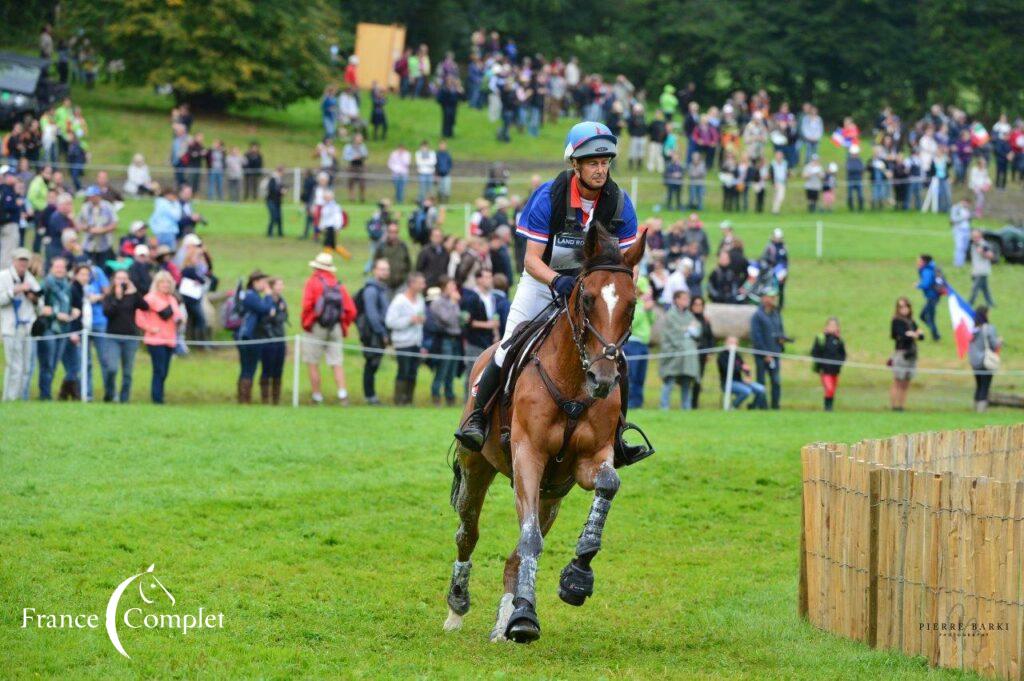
[568,222,647,399]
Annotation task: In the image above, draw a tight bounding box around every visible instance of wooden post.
[868,467,881,647]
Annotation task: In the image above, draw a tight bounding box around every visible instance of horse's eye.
[581,294,594,309]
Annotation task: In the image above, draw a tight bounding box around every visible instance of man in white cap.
[761,228,789,309]
[119,220,148,257]
[0,166,24,270]
[0,248,42,400]
[300,252,356,405]
[78,185,118,269]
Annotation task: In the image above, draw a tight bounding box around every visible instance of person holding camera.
[102,269,149,403]
[0,248,42,401]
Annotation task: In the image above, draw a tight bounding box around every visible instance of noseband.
[564,264,635,374]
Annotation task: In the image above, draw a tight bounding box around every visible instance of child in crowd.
[811,316,847,411]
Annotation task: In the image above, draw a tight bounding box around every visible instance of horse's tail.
[447,439,462,510]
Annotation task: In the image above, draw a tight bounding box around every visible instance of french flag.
[947,286,976,359]
[830,128,851,149]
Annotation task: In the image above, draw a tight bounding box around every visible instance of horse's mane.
[583,221,624,270]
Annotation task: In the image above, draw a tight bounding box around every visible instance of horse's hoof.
[504,604,541,644]
[443,608,464,632]
[558,562,594,607]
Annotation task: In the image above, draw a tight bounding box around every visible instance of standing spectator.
[135,270,182,404]
[257,277,288,405]
[149,187,182,248]
[810,317,846,411]
[663,153,684,211]
[627,104,647,171]
[79,185,118,267]
[915,254,942,341]
[770,150,788,214]
[321,85,338,139]
[207,140,225,201]
[415,141,437,202]
[435,140,453,204]
[801,155,824,212]
[761,229,789,309]
[428,277,462,406]
[646,110,667,174]
[101,269,148,402]
[243,142,263,200]
[968,157,992,217]
[659,84,678,120]
[752,156,770,213]
[178,241,210,342]
[374,222,411,290]
[225,147,244,202]
[459,269,498,396]
[750,289,786,409]
[234,270,275,404]
[356,258,391,404]
[968,306,1001,413]
[0,168,23,268]
[689,295,715,408]
[889,296,922,411]
[659,290,700,409]
[437,75,463,138]
[623,277,655,409]
[66,134,87,192]
[799,105,823,162]
[394,48,411,98]
[846,146,865,211]
[318,190,348,259]
[949,200,972,268]
[301,254,355,405]
[370,83,388,140]
[416,227,450,288]
[413,44,431,98]
[385,272,427,405]
[38,257,80,401]
[343,133,368,203]
[687,152,706,210]
[176,184,203,239]
[869,146,890,210]
[70,262,111,401]
[0,248,41,400]
[184,132,205,193]
[388,144,411,204]
[718,336,767,409]
[968,229,996,307]
[265,166,285,238]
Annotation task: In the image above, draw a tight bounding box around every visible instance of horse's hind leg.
[559,455,619,607]
[444,448,496,632]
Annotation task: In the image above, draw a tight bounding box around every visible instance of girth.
[530,357,595,464]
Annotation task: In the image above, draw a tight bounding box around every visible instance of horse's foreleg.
[500,451,545,643]
[559,453,619,607]
[491,496,561,642]
[444,448,496,632]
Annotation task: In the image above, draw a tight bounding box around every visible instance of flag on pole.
[947,286,976,358]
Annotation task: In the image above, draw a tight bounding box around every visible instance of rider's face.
[575,157,610,188]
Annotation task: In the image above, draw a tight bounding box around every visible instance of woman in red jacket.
[134,271,183,404]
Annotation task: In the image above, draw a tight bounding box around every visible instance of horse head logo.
[105,564,174,659]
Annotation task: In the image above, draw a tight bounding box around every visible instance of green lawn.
[1,406,1016,678]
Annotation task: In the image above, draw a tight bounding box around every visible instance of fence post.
[292,167,301,203]
[867,467,881,647]
[722,345,736,410]
[816,220,823,261]
[292,334,301,408]
[79,329,89,402]
[630,175,639,205]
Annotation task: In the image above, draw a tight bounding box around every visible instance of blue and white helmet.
[563,122,618,161]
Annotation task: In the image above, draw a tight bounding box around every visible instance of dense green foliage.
[341,0,1024,121]
[3,405,1017,676]
[63,0,341,111]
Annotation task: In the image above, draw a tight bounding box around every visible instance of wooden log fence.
[800,424,1024,680]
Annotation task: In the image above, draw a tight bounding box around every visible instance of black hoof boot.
[454,409,487,451]
[505,602,541,643]
[558,562,594,606]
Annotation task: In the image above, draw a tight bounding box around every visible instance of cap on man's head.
[719,220,733,231]
[11,247,31,261]
[182,233,202,247]
[134,245,150,257]
[130,220,147,233]
[84,185,102,198]
[772,228,784,239]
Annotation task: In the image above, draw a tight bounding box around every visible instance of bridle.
[563,264,635,374]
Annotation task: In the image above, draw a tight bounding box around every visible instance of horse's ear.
[623,228,648,269]
[583,221,606,262]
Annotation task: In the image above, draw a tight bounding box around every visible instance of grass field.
[2,405,1018,678]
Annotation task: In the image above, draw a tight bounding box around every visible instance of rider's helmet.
[563,122,618,161]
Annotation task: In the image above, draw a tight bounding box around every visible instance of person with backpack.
[810,317,847,411]
[301,253,356,405]
[259,277,289,405]
[915,254,943,341]
[355,258,392,405]
[407,197,438,247]
[234,270,275,404]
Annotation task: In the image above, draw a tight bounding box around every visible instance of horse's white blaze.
[601,282,619,318]
[489,592,515,642]
[443,608,464,632]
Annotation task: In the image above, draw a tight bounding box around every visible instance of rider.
[455,122,652,467]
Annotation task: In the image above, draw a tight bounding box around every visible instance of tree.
[65,0,341,111]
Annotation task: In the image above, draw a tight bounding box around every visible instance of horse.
[444,222,648,643]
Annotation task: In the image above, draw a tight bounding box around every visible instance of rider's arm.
[524,240,559,286]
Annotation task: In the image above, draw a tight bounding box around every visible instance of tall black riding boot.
[454,358,501,451]
[613,363,655,468]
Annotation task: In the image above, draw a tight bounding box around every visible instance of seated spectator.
[707,251,741,303]
[717,336,767,409]
[125,154,157,197]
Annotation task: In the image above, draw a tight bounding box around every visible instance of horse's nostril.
[586,370,597,383]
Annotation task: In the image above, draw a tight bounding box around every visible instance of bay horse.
[444,223,648,643]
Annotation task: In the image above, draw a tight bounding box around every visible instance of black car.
[0,52,68,127]
[982,224,1024,265]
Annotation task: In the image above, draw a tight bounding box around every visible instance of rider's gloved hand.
[551,275,575,299]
